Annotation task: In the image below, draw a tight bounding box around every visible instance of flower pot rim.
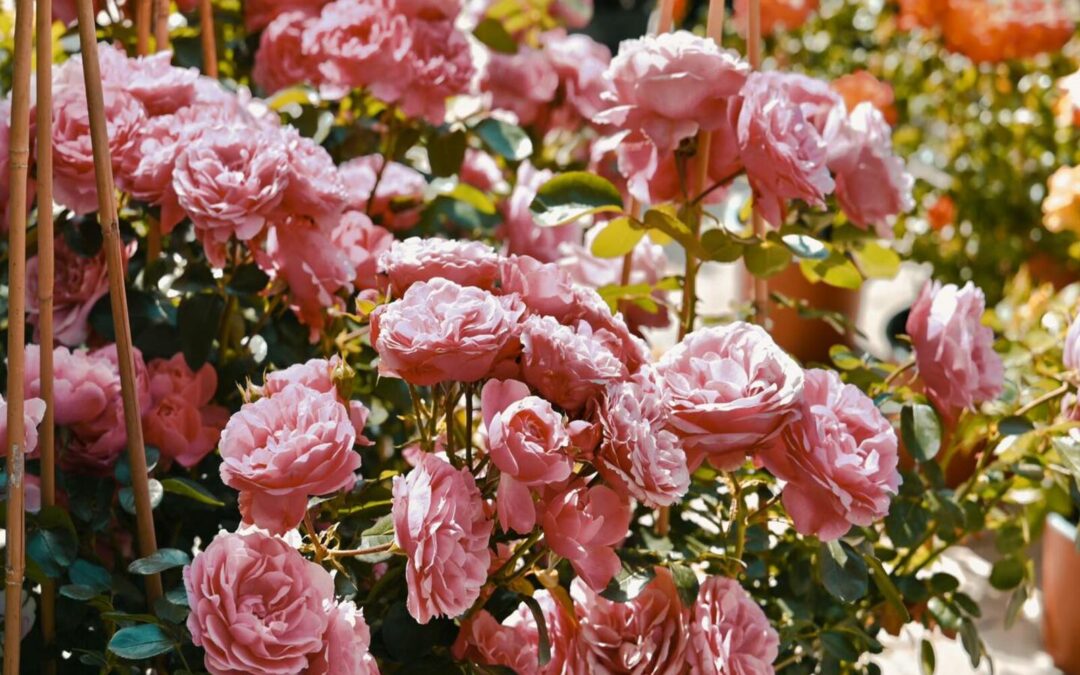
[1047,511,1077,539]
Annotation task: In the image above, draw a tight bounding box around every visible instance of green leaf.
[744,241,792,278]
[473,18,517,54]
[782,234,829,260]
[1052,435,1080,487]
[161,477,225,507]
[59,584,105,600]
[128,549,191,575]
[28,507,79,578]
[820,541,868,603]
[864,553,909,622]
[428,128,468,177]
[800,255,862,289]
[701,229,744,262]
[920,639,936,675]
[829,345,862,370]
[997,415,1034,436]
[226,264,270,295]
[530,172,623,227]
[601,558,656,602]
[853,242,901,279]
[988,556,1025,591]
[885,500,931,548]
[474,118,532,162]
[591,217,645,258]
[820,630,859,662]
[959,618,981,668]
[355,514,395,563]
[900,404,942,462]
[119,479,164,516]
[178,293,225,369]
[107,624,174,660]
[69,559,112,593]
[669,563,700,608]
[519,594,551,667]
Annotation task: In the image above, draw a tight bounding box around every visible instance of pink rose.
[24,345,114,426]
[453,590,577,675]
[371,278,526,386]
[395,0,461,19]
[26,235,110,347]
[219,383,360,534]
[109,47,199,116]
[304,601,379,675]
[144,355,228,468]
[658,322,804,471]
[906,281,1004,420]
[184,530,334,675]
[520,315,628,413]
[339,155,426,231]
[173,125,289,267]
[541,30,612,125]
[245,0,330,32]
[459,149,504,192]
[253,9,320,94]
[378,237,501,297]
[760,368,901,540]
[333,211,394,292]
[503,163,582,263]
[732,71,836,227]
[398,20,475,125]
[278,127,347,220]
[540,481,630,591]
[551,0,592,27]
[484,46,560,126]
[1065,312,1080,371]
[823,103,913,236]
[393,452,492,624]
[0,394,46,457]
[261,355,373,440]
[571,567,690,673]
[499,255,578,318]
[688,576,779,675]
[598,369,689,508]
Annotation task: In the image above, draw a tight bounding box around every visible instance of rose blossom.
[520,315,628,413]
[24,345,115,426]
[483,46,560,127]
[459,149,504,192]
[503,163,581,263]
[453,590,577,675]
[541,30,612,124]
[378,237,501,297]
[398,20,475,125]
[144,354,229,468]
[499,255,579,318]
[732,71,836,227]
[26,235,110,347]
[371,278,525,386]
[278,126,347,220]
[219,383,360,534]
[261,355,373,441]
[823,103,914,236]
[245,0,330,31]
[332,211,393,291]
[338,155,427,231]
[108,46,199,116]
[173,125,289,267]
[393,452,492,624]
[395,0,461,19]
[253,9,320,94]
[689,576,779,675]
[760,368,901,540]
[184,531,333,675]
[304,602,379,675]
[0,394,47,457]
[541,481,631,591]
[571,567,690,674]
[1065,313,1080,371]
[906,281,1004,420]
[831,70,898,126]
[658,322,805,471]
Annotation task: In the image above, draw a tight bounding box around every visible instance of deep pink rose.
[658,322,804,471]
[1065,312,1080,371]
[278,126,347,220]
[540,481,630,591]
[393,452,492,624]
[219,383,360,534]
[395,0,461,19]
[598,369,689,508]
[520,315,628,413]
[503,163,582,263]
[541,30,612,125]
[571,567,690,673]
[689,576,779,675]
[597,31,749,151]
[184,530,334,675]
[732,71,836,227]
[371,278,526,386]
[24,345,113,426]
[760,368,901,540]
[245,0,330,32]
[333,211,393,292]
[144,355,228,468]
[906,281,1004,420]
[339,155,426,231]
[459,149,504,192]
[0,394,46,457]
[26,235,110,347]
[378,237,501,297]
[398,20,475,125]
[453,590,577,675]
[823,102,913,236]
[484,45,559,126]
[173,125,289,267]
[253,9,320,94]
[261,355,373,441]
[303,601,380,675]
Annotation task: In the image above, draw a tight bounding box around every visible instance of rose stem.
[76,0,164,604]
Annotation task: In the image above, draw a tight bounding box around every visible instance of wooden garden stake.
[748,0,768,326]
[74,0,164,605]
[154,0,170,52]
[136,0,152,55]
[3,0,34,671]
[200,0,218,78]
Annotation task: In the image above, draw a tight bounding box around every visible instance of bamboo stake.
[748,0,768,326]
[74,0,164,605]
[199,0,218,78]
[657,0,675,32]
[3,0,34,671]
[154,0,169,52]
[136,0,151,55]
[35,0,58,669]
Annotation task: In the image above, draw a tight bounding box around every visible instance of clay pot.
[1042,512,1080,674]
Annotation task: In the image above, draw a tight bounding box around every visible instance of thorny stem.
[493,531,543,582]
[328,541,395,559]
[304,512,328,563]
[408,385,430,449]
[1014,382,1069,417]
[881,359,916,389]
[465,385,475,470]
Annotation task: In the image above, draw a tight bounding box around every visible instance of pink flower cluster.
[184,530,378,675]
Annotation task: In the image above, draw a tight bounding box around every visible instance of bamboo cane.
[136,0,151,55]
[199,0,218,78]
[657,0,675,32]
[35,0,58,670]
[3,0,34,671]
[74,0,164,605]
[748,0,767,326]
[154,0,169,51]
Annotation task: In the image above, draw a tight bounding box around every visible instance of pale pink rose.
[823,103,913,236]
[332,211,393,291]
[302,0,413,103]
[598,369,689,508]
[571,567,690,673]
[760,368,900,540]
[0,394,47,457]
[541,30,612,124]
[503,163,582,263]
[541,480,630,591]
[253,9,320,94]
[1065,312,1080,371]
[303,601,379,675]
[906,281,1004,420]
[459,149,504,192]
[144,354,228,468]
[245,0,331,31]
[184,530,334,675]
[484,46,560,126]
[26,236,110,347]
[112,47,200,116]
[378,237,501,297]
[52,84,147,215]
[398,20,475,125]
[453,590,577,675]
[396,0,461,19]
[24,345,114,426]
[219,383,360,534]
[732,71,836,227]
[261,355,373,441]
[597,31,749,151]
[371,278,526,386]
[339,155,427,231]
[563,286,653,374]
[688,576,778,675]
[278,127,347,220]
[393,452,492,624]
[498,255,579,318]
[173,125,290,267]
[658,322,804,471]
[520,315,628,413]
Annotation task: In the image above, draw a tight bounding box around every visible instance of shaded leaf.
[475,118,532,162]
[108,624,173,660]
[591,217,645,258]
[128,548,191,575]
[161,477,224,507]
[901,404,942,462]
[530,172,623,227]
[820,541,868,603]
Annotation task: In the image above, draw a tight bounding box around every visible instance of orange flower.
[897,0,946,30]
[734,0,819,36]
[831,70,899,125]
[941,0,1073,63]
[927,195,956,231]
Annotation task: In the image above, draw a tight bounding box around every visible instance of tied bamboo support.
[136,0,152,55]
[200,0,218,78]
[154,0,170,52]
[36,0,58,669]
[748,0,768,326]
[75,0,164,605]
[4,0,34,671]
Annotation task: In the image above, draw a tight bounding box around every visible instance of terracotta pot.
[742,263,860,364]
[1042,512,1080,674]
